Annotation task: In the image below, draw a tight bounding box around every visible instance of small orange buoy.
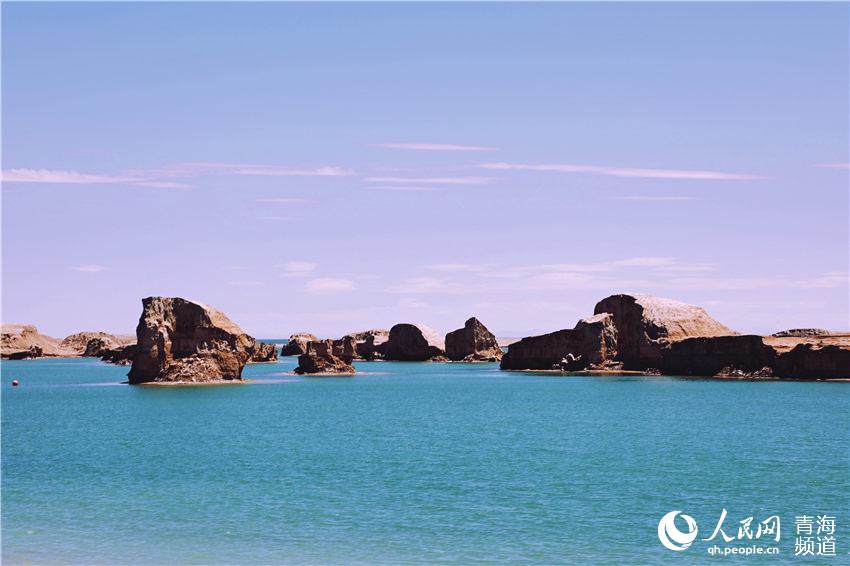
[11,380,19,387]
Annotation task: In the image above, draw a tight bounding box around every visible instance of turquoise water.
[2,356,848,564]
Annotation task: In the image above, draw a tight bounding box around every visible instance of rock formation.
[381,323,446,361]
[294,340,355,374]
[659,335,776,376]
[445,317,503,361]
[346,329,390,360]
[658,333,850,379]
[60,331,134,356]
[248,341,278,362]
[101,344,138,365]
[593,294,734,369]
[1,324,75,359]
[281,333,318,356]
[127,297,260,384]
[772,342,850,379]
[501,314,618,370]
[771,328,833,338]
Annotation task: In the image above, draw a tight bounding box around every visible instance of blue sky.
[2,2,848,338]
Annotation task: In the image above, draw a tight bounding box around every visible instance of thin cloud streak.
[3,169,139,184]
[171,162,354,177]
[367,186,449,192]
[375,142,495,151]
[814,163,850,169]
[364,176,494,185]
[71,264,107,273]
[611,196,696,201]
[2,161,355,189]
[255,198,311,203]
[306,278,356,293]
[479,162,762,180]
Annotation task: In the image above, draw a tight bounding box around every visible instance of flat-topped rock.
[445,317,503,361]
[60,331,135,356]
[771,328,834,338]
[295,340,355,374]
[501,314,618,370]
[1,323,74,359]
[594,293,734,369]
[127,297,259,384]
[381,323,446,361]
[281,333,318,356]
[659,333,850,379]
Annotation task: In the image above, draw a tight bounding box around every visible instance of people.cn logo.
[658,511,699,551]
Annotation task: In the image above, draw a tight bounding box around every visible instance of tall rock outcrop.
[127,297,259,384]
[295,339,355,375]
[381,323,446,361]
[445,317,503,361]
[1,324,74,359]
[500,314,618,370]
[593,294,733,369]
[281,333,318,356]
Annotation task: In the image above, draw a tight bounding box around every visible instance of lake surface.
[2,356,848,564]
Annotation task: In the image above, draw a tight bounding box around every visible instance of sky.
[2,2,848,339]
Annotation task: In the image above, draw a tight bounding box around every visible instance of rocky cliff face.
[281,333,318,356]
[773,342,850,379]
[445,317,503,361]
[593,294,734,369]
[659,335,775,376]
[659,333,850,379]
[501,314,618,370]
[381,323,446,361]
[295,340,355,374]
[127,297,258,384]
[1,324,74,359]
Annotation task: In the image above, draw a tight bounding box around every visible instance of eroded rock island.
[127,296,273,384]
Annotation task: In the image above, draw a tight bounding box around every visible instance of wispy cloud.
[796,271,848,289]
[611,196,696,202]
[397,298,430,309]
[283,261,318,277]
[133,181,193,190]
[2,161,354,189]
[363,176,494,185]
[814,163,850,170]
[366,186,449,192]
[479,162,761,180]
[388,277,452,293]
[375,142,495,152]
[71,264,107,273]
[168,162,354,177]
[306,277,356,293]
[255,197,311,203]
[427,263,491,272]
[3,169,138,184]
